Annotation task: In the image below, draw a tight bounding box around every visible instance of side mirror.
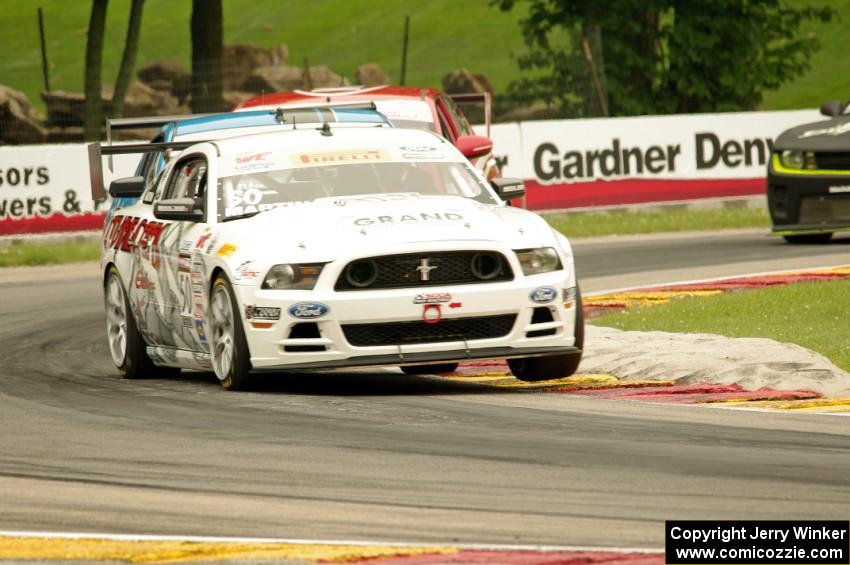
[456,135,493,160]
[490,178,526,201]
[108,176,146,198]
[820,100,844,117]
[154,198,204,222]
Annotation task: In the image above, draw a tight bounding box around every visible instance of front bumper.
[233,268,579,372]
[767,156,850,235]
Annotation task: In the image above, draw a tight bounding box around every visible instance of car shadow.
[175,368,519,396]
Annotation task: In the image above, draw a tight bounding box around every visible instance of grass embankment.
[2,0,846,115]
[1,0,526,115]
[593,280,850,372]
[0,238,100,267]
[544,206,769,238]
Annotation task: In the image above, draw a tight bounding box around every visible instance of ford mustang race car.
[96,122,582,390]
[768,100,850,243]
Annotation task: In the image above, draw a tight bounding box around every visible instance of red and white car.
[235,85,502,182]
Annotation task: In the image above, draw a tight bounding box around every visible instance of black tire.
[400,363,459,375]
[210,275,253,391]
[783,233,832,244]
[105,266,180,379]
[508,290,584,382]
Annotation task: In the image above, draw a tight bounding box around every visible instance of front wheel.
[210,275,253,390]
[509,290,584,382]
[105,266,179,379]
[783,233,832,244]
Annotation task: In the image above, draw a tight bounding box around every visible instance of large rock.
[355,63,389,86]
[138,59,191,103]
[0,85,46,144]
[222,44,288,91]
[442,68,493,94]
[306,65,346,89]
[243,65,305,93]
[41,90,88,128]
[107,80,180,117]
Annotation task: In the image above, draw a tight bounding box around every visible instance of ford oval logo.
[288,302,330,319]
[530,286,557,304]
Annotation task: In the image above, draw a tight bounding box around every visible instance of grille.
[814,152,850,170]
[335,251,513,290]
[799,195,850,224]
[342,314,517,347]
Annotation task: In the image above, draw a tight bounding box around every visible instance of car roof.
[235,86,442,110]
[171,107,388,138]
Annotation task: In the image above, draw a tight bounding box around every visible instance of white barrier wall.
[0,145,139,235]
[0,108,825,234]
[483,109,821,210]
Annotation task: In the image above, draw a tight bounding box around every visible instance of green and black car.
[768,100,850,243]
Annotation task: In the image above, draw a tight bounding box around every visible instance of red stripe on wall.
[0,212,106,236]
[524,177,765,210]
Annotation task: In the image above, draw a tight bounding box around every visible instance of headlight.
[515,247,562,275]
[261,264,324,290]
[779,150,804,169]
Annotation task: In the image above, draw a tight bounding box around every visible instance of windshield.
[217,160,497,221]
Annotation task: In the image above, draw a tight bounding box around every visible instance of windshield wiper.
[221,210,263,222]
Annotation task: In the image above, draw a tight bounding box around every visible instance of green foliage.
[594,279,850,372]
[496,0,834,117]
[0,239,100,267]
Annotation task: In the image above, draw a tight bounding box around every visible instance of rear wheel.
[509,290,584,382]
[783,233,832,244]
[210,275,253,390]
[105,266,179,379]
[400,363,459,375]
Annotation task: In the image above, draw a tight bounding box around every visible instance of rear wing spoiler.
[448,92,491,138]
[106,101,384,143]
[87,140,201,202]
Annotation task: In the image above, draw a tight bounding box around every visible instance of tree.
[84,0,108,140]
[496,0,833,117]
[190,0,224,113]
[111,0,146,118]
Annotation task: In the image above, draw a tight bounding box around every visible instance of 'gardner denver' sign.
[486,109,821,210]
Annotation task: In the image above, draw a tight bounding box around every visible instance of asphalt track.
[0,229,848,548]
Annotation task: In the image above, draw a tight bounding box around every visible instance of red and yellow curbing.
[0,533,662,564]
[445,265,850,414]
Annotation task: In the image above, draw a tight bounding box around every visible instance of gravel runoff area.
[582,325,850,397]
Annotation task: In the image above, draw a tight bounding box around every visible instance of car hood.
[223,194,557,263]
[774,115,850,151]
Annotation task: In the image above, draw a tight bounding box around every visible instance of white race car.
[99,123,583,390]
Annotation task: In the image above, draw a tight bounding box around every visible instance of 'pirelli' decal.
[291,149,389,167]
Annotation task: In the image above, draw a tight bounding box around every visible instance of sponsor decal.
[292,149,389,167]
[216,243,238,257]
[413,292,451,304]
[399,145,437,152]
[530,286,558,304]
[352,211,463,226]
[422,304,442,324]
[195,232,212,250]
[134,270,155,290]
[234,152,273,171]
[245,305,282,320]
[829,185,850,193]
[234,260,261,280]
[288,302,330,319]
[103,215,168,257]
[448,302,462,309]
[179,239,193,253]
[194,319,207,343]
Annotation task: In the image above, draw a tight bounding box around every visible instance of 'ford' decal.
[530,286,558,304]
[288,302,330,319]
